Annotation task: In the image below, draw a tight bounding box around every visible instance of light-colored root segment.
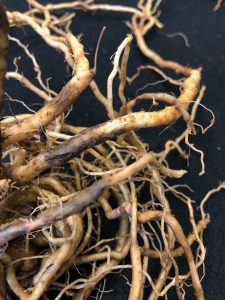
[0,154,154,245]
[130,14,191,75]
[1,34,93,147]
[29,215,83,300]
[4,69,200,182]
[137,211,205,300]
[129,245,143,300]
[0,1,216,300]
[141,218,209,258]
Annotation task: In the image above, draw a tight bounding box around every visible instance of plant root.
[0,1,222,300]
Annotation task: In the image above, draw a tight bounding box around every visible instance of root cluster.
[0,1,224,299]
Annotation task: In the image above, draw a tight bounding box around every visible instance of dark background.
[2,0,225,299]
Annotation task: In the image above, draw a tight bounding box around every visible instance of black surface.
[2,1,225,299]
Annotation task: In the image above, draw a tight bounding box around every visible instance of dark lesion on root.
[0,6,8,111]
[0,3,9,164]
[0,178,107,246]
[44,122,127,165]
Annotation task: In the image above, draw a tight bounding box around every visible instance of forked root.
[0,1,221,300]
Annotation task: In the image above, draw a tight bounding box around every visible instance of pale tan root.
[4,69,200,182]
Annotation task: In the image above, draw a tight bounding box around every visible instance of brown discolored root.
[0,1,222,300]
[0,4,9,114]
[3,68,200,182]
[1,33,93,147]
